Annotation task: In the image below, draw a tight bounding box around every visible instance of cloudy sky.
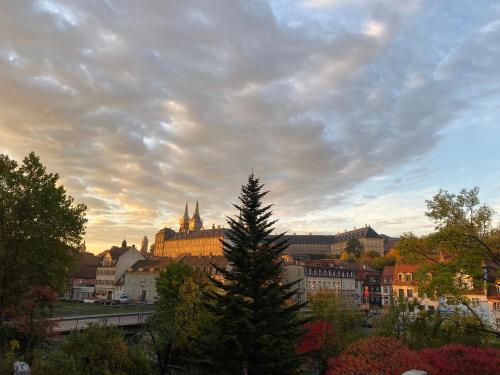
[1,0,500,253]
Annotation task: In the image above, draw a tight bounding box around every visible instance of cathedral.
[153,201,226,258]
[179,201,203,233]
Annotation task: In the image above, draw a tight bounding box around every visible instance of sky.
[1,0,499,253]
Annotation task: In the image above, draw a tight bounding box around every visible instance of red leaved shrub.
[327,336,429,375]
[419,344,500,375]
[296,320,334,354]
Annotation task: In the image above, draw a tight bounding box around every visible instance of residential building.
[67,250,99,301]
[95,240,144,301]
[381,265,395,307]
[392,262,491,322]
[346,262,382,308]
[178,254,229,282]
[331,226,385,256]
[282,259,357,305]
[124,258,171,303]
[153,202,227,257]
[281,263,307,303]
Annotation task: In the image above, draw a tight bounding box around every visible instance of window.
[409,305,415,313]
[470,298,480,307]
[406,273,412,282]
[399,289,404,299]
[428,305,435,312]
[407,289,413,298]
[398,273,404,281]
[493,302,500,311]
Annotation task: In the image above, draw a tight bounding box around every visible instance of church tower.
[179,202,190,233]
[189,200,203,231]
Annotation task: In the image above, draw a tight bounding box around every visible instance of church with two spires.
[153,201,226,258]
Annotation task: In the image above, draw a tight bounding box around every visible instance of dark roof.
[332,226,381,243]
[158,227,227,240]
[281,234,336,245]
[129,258,171,272]
[383,238,400,254]
[109,246,130,259]
[304,259,345,267]
[72,252,99,279]
[382,265,395,278]
[178,255,228,268]
[98,245,138,266]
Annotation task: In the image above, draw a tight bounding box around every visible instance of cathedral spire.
[194,200,200,218]
[189,200,203,231]
[179,202,190,233]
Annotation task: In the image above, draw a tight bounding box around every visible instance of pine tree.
[205,173,306,375]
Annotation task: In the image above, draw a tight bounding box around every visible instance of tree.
[397,188,500,334]
[3,286,58,362]
[146,262,212,375]
[327,336,430,375]
[363,254,396,272]
[309,291,364,355]
[374,296,495,349]
[205,173,306,374]
[419,344,500,375]
[0,152,86,352]
[346,238,363,258]
[32,325,151,375]
[296,320,336,375]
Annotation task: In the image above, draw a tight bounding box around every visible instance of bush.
[327,336,429,375]
[297,320,335,374]
[419,344,500,375]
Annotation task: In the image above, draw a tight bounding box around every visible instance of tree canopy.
[0,152,86,337]
[397,187,500,333]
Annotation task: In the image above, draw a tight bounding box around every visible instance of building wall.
[95,266,116,299]
[286,243,331,256]
[282,264,307,303]
[360,237,385,256]
[115,249,145,281]
[331,237,384,256]
[124,272,159,303]
[95,248,144,300]
[159,236,224,257]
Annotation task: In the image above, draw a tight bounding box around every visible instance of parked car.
[113,294,131,304]
[82,297,97,304]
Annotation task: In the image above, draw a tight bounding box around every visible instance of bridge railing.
[50,311,153,332]
[34,302,155,319]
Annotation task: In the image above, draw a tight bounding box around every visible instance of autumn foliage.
[296,320,336,375]
[296,320,334,354]
[327,336,428,375]
[419,344,500,375]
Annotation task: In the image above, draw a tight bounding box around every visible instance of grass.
[35,301,155,318]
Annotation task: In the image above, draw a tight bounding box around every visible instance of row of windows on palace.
[307,280,351,290]
[305,267,354,278]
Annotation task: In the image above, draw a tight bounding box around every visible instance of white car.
[113,294,131,304]
[82,298,97,304]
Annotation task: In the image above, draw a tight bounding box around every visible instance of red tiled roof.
[382,265,395,277]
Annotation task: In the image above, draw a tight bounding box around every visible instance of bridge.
[49,311,153,333]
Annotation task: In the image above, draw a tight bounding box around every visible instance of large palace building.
[153,201,226,258]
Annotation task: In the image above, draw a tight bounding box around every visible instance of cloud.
[0,0,499,251]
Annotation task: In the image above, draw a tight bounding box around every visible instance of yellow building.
[153,202,226,258]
